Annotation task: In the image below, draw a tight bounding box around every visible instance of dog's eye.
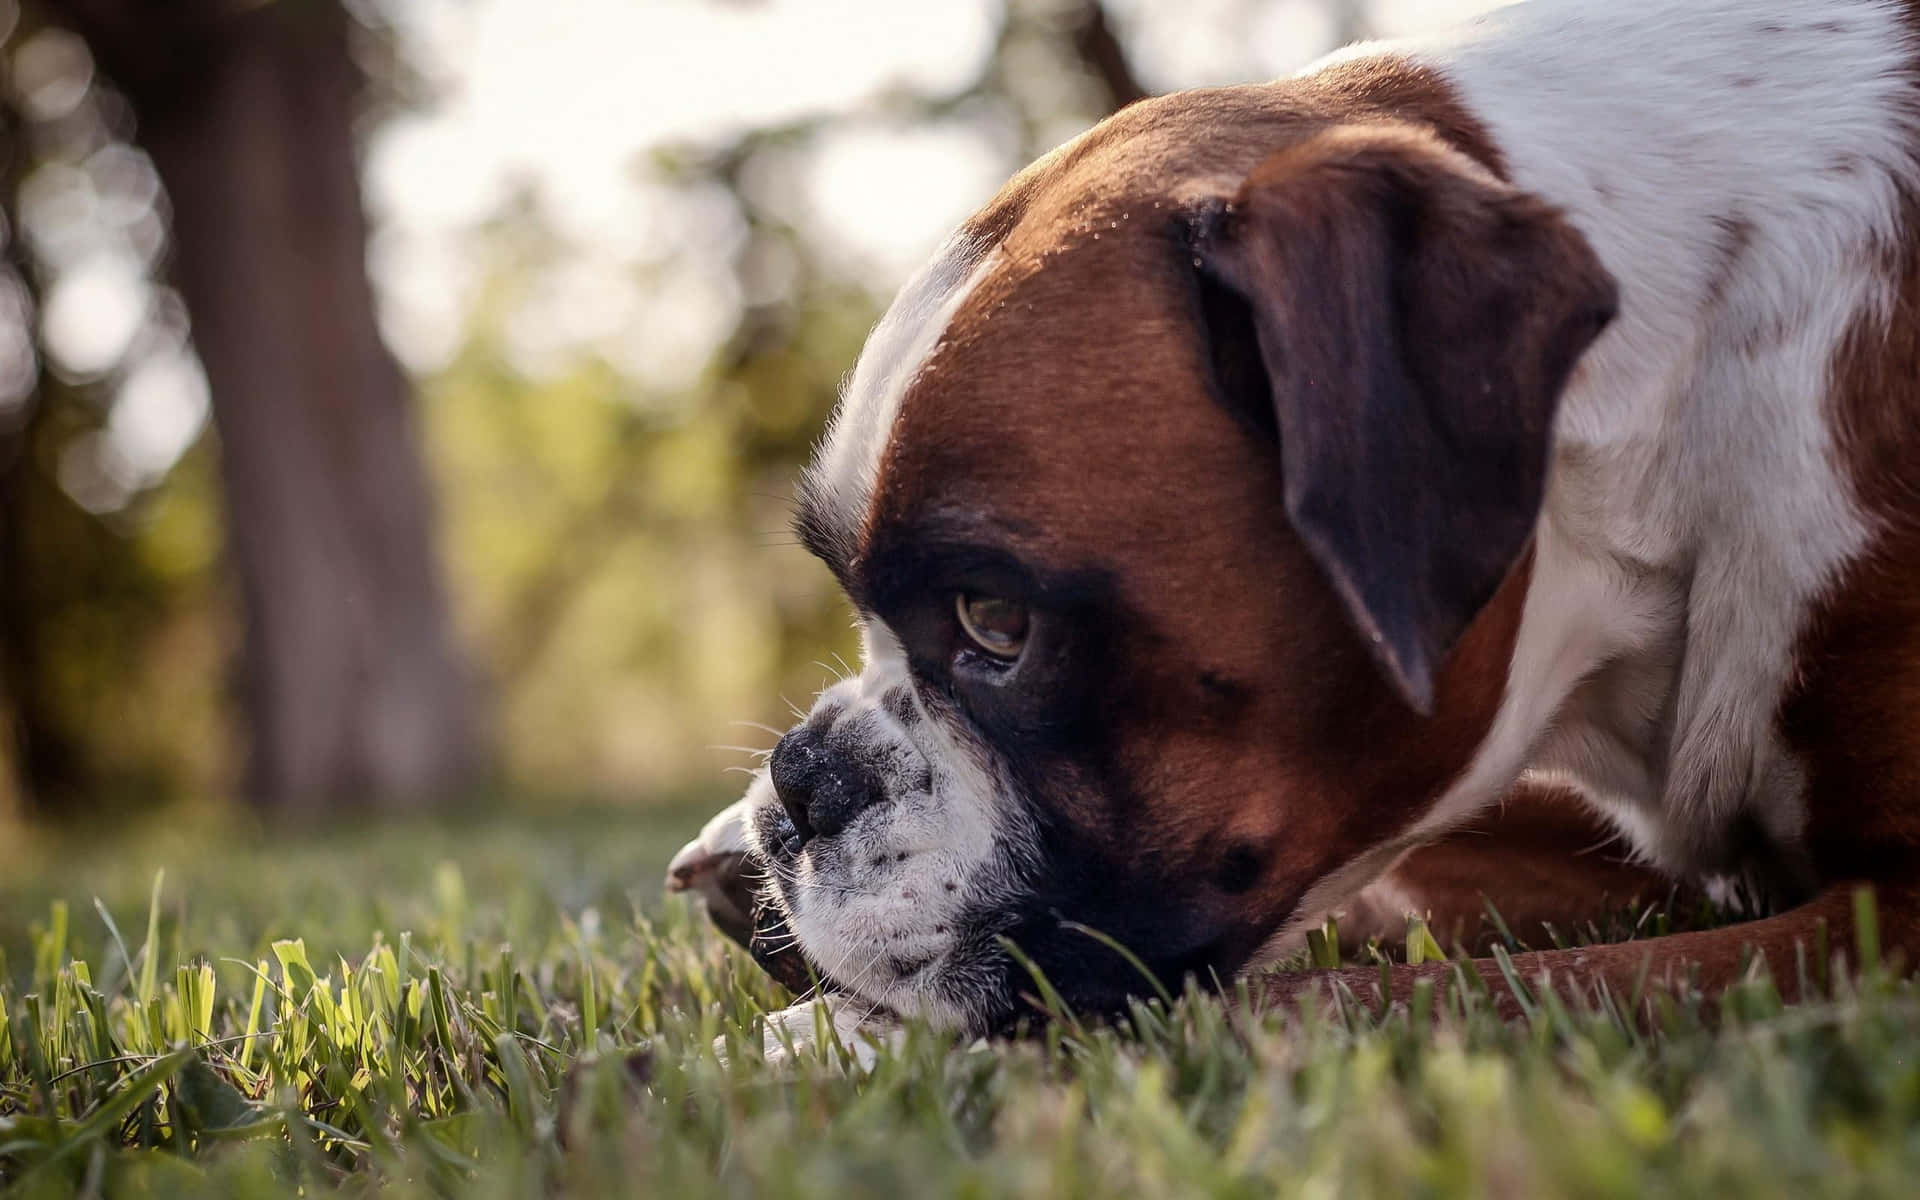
[955,592,1029,660]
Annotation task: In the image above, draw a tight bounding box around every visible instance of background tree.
[2,4,233,816]
[3,0,475,814]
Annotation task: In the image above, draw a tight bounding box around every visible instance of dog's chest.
[1405,0,1920,877]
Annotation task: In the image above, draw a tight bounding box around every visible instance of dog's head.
[743,69,1616,1033]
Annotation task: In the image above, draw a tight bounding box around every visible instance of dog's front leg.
[1251,880,1918,1023]
[1335,782,1681,953]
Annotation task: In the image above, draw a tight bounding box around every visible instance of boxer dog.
[670,0,1920,1040]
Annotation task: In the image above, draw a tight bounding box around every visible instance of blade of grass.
[995,935,1087,1041]
[1058,920,1175,1009]
[136,870,165,1014]
[1853,886,1881,975]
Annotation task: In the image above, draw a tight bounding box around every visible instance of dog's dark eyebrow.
[883,506,1036,550]
[861,509,1122,613]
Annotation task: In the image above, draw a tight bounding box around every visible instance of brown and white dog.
[669,0,1920,1042]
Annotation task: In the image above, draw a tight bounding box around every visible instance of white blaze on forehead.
[809,233,1002,544]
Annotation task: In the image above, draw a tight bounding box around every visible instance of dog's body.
[672,0,1920,1037]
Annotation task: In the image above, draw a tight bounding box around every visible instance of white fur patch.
[752,996,905,1071]
[720,995,991,1071]
[807,237,1001,543]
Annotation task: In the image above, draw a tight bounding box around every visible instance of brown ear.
[1190,126,1617,715]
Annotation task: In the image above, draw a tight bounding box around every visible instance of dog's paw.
[714,998,904,1072]
[666,792,763,946]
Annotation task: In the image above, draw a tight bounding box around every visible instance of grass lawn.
[3,799,1919,1198]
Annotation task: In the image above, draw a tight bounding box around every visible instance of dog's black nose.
[769,727,879,844]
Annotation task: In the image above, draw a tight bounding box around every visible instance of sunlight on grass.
[3,812,1919,1197]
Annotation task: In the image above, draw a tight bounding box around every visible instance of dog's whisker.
[843,948,901,1028]
[788,936,868,1009]
[729,719,786,738]
[853,986,892,1030]
[754,856,874,902]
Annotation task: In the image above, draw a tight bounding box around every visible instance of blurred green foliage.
[419,195,871,791]
[1,2,223,814]
[0,9,887,812]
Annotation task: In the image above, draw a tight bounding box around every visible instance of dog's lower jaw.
[778,897,999,1034]
[740,873,990,1065]
[744,816,1016,1035]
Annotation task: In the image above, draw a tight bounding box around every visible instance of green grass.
[3,805,1920,1198]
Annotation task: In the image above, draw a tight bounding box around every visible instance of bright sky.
[30,0,1503,497]
[362,0,1501,380]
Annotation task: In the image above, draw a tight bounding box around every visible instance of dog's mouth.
[749,803,805,880]
[741,810,820,992]
[745,860,918,1023]
[744,807,894,1011]
[743,887,827,995]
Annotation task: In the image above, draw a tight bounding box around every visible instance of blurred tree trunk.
[0,400,86,815]
[0,94,84,813]
[50,0,478,812]
[1068,0,1148,110]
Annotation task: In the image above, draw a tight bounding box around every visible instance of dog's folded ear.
[1190,125,1617,715]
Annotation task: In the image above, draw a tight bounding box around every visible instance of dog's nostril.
[770,729,821,844]
[779,792,815,845]
[804,773,873,839]
[768,726,880,844]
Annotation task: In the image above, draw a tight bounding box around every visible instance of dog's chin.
[742,844,927,1025]
[741,803,1265,1035]
[737,813,888,1011]
[741,817,999,1032]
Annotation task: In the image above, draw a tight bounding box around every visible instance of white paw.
[714,998,905,1072]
